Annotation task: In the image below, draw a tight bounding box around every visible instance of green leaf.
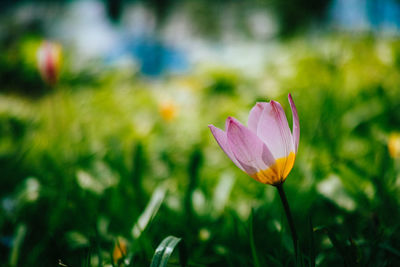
[314,227,356,267]
[308,217,315,267]
[65,231,90,249]
[150,236,187,267]
[295,241,303,267]
[249,209,261,267]
[9,224,27,267]
[348,237,359,265]
[379,243,400,258]
[132,186,167,239]
[184,147,203,221]
[132,141,145,202]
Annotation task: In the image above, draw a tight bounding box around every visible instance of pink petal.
[248,102,268,133]
[209,124,245,172]
[257,101,295,159]
[37,41,61,85]
[288,94,300,153]
[226,117,275,175]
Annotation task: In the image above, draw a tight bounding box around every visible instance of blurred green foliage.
[269,0,332,36]
[1,0,332,37]
[1,35,400,266]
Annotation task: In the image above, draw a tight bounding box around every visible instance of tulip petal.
[37,41,61,85]
[257,101,295,159]
[209,124,245,172]
[226,117,275,175]
[248,102,268,133]
[288,94,300,153]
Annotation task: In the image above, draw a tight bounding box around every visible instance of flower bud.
[37,41,62,86]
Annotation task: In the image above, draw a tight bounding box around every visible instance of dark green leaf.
[308,217,315,267]
[249,209,261,267]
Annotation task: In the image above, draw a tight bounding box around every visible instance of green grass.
[1,35,400,266]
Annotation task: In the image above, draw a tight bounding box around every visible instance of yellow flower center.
[250,152,296,185]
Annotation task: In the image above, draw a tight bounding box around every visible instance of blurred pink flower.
[37,41,62,86]
[209,94,299,185]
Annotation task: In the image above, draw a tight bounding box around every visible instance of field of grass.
[1,35,400,266]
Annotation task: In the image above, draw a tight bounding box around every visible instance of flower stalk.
[276,183,298,257]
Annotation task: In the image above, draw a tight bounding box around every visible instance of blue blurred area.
[131,38,188,76]
[331,0,400,31]
[54,0,189,77]
[106,37,188,77]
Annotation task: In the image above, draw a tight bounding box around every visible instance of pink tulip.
[209,94,299,185]
[37,41,62,86]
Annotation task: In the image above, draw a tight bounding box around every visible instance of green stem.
[276,183,298,257]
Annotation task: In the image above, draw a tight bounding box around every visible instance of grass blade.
[185,148,203,223]
[315,227,356,267]
[9,224,27,267]
[132,142,145,204]
[249,209,261,267]
[308,217,315,267]
[150,236,187,267]
[132,186,167,239]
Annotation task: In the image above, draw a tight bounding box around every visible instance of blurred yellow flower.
[159,100,178,122]
[37,41,62,86]
[113,237,127,264]
[388,133,400,158]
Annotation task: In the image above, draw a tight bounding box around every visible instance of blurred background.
[1,0,400,266]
